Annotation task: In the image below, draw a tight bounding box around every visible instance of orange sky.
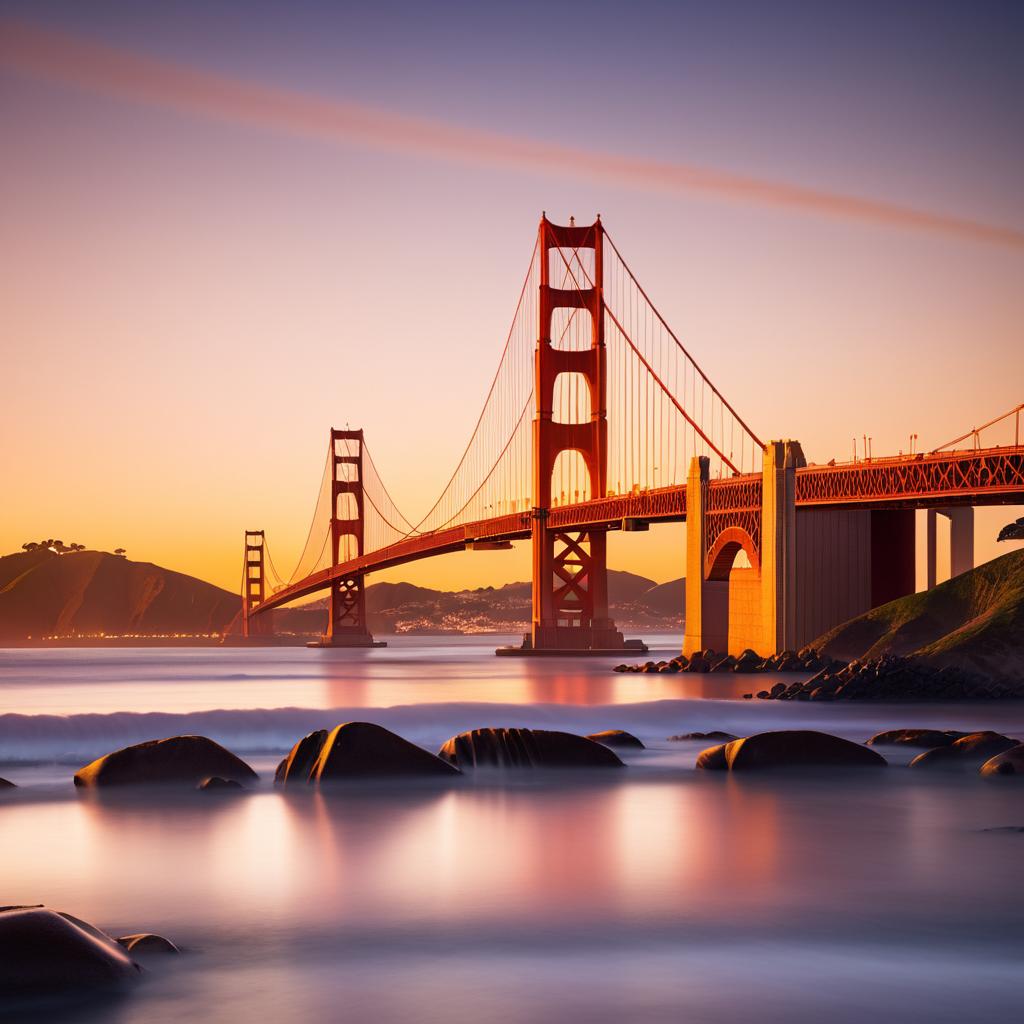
[1,8,1022,595]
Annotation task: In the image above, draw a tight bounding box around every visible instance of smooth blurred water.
[1,639,1023,1023]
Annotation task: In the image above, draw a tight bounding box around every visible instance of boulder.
[979,743,1024,777]
[0,906,140,995]
[668,731,737,742]
[695,743,729,770]
[867,729,969,748]
[438,728,624,769]
[0,777,15,788]
[116,933,179,954]
[304,722,459,782]
[909,732,1019,770]
[197,776,243,792]
[695,730,888,771]
[586,729,645,750]
[275,729,329,786]
[73,736,258,788]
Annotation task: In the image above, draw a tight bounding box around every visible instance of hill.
[814,548,1024,679]
[0,548,685,642]
[0,548,240,641]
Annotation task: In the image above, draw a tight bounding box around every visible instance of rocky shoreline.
[615,647,1023,701]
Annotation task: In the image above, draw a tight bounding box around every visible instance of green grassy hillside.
[815,548,1024,677]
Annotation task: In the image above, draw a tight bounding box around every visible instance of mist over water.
[2,638,1023,1023]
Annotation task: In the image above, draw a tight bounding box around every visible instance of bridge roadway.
[254,444,1024,614]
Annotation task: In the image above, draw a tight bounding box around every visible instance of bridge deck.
[254,445,1024,613]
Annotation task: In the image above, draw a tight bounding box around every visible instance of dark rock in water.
[73,736,258,788]
[695,730,888,771]
[116,933,179,954]
[0,777,15,788]
[586,729,645,750]
[313,722,459,781]
[867,729,969,748]
[197,776,242,792]
[909,732,1018,770]
[979,743,1024,777]
[275,729,329,787]
[439,728,624,769]
[668,731,738,742]
[733,648,763,673]
[981,825,1024,833]
[0,906,140,995]
[695,743,729,770]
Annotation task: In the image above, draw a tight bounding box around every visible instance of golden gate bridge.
[241,216,1024,656]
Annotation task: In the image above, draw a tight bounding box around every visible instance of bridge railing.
[795,445,1024,506]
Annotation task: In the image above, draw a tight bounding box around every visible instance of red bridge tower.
[316,428,384,648]
[525,216,631,653]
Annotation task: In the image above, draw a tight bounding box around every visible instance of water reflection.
[1,639,772,716]
[3,768,1024,1023]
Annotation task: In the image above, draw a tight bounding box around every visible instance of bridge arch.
[704,526,760,581]
[552,371,594,425]
[550,448,595,505]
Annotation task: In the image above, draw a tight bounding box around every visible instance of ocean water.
[2,636,1023,1023]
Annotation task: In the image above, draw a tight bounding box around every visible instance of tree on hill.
[114,548,127,557]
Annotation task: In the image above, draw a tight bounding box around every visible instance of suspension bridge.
[240,216,1024,655]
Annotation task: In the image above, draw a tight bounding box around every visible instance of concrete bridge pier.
[926,507,974,587]
[684,441,803,658]
[684,441,924,658]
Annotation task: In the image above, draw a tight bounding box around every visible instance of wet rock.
[756,690,770,699]
[116,933,179,954]
[686,654,711,673]
[711,654,736,672]
[733,649,762,673]
[866,729,969,748]
[979,743,1024,777]
[909,732,1019,770]
[0,906,140,996]
[73,736,258,788]
[275,729,329,786]
[586,729,645,749]
[668,731,738,742]
[695,743,729,770]
[439,728,624,769]
[197,776,243,792]
[0,777,15,788]
[312,723,459,781]
[695,730,888,771]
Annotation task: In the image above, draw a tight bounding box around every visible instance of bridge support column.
[760,439,803,654]
[241,530,274,639]
[502,215,642,655]
[683,458,728,655]
[316,428,384,649]
[926,507,974,588]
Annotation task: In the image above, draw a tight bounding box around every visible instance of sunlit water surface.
[2,637,1022,1023]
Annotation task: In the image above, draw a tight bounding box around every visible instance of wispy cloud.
[2,18,1022,249]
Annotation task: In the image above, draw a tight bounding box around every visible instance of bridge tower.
[526,215,628,653]
[318,428,383,648]
[241,529,267,639]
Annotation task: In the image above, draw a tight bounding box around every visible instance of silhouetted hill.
[815,549,1024,678]
[0,548,685,642]
[0,548,240,641]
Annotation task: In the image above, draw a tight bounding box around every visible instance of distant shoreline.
[2,630,681,650]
